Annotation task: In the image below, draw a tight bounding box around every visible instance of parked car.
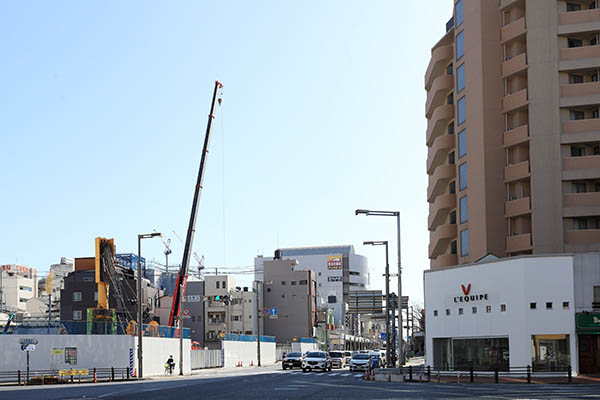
[328,351,345,369]
[302,351,332,372]
[349,353,370,371]
[282,352,303,370]
[343,351,352,366]
[370,351,385,368]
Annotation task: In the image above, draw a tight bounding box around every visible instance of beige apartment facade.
[426,0,600,269]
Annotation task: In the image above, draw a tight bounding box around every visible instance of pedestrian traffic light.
[215,295,221,301]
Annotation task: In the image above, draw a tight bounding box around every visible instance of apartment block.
[426,0,600,269]
[0,264,38,312]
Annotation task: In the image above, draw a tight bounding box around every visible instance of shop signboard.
[327,255,343,270]
[576,312,600,333]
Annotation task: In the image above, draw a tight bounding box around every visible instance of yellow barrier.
[59,369,89,376]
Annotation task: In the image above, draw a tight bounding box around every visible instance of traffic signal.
[215,295,221,301]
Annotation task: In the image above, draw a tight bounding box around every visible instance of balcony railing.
[563,155,600,170]
[565,229,600,244]
[429,224,457,259]
[559,8,600,26]
[428,193,456,231]
[502,88,528,113]
[427,134,455,175]
[427,164,456,203]
[560,45,600,61]
[425,45,454,90]
[506,233,533,253]
[505,197,531,218]
[564,191,600,207]
[502,52,527,78]
[504,160,530,182]
[431,254,458,270]
[426,104,454,146]
[426,75,454,118]
[501,17,526,44]
[562,118,600,134]
[503,124,529,147]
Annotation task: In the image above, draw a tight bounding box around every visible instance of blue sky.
[0,1,453,305]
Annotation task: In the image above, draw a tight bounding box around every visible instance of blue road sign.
[269,307,278,316]
[380,332,387,340]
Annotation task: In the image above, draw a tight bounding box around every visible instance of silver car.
[349,353,370,371]
[302,351,332,372]
[328,351,345,369]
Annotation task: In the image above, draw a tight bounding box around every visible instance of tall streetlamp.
[137,232,161,379]
[356,209,403,366]
[363,241,391,367]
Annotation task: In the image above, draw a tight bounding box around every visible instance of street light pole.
[364,241,390,367]
[356,209,403,366]
[137,232,161,379]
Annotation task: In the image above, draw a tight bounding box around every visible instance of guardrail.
[374,365,573,384]
[0,367,130,386]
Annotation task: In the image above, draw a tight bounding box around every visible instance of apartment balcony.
[425,44,453,91]
[563,155,600,170]
[560,81,600,108]
[562,118,600,135]
[431,253,458,270]
[428,193,456,231]
[565,229,600,245]
[502,88,528,113]
[501,17,527,44]
[506,232,533,253]
[505,197,531,218]
[427,164,456,203]
[426,134,455,175]
[502,52,527,79]
[558,8,600,35]
[426,104,454,146]
[503,124,529,148]
[426,75,453,118]
[560,45,600,71]
[429,223,457,260]
[564,192,600,217]
[504,160,530,183]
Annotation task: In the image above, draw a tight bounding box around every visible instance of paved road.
[2,365,600,399]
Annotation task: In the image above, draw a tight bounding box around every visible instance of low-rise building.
[156,279,205,346]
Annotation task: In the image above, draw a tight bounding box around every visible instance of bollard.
[527,365,531,384]
[371,368,374,381]
[470,366,474,383]
[437,371,440,383]
[70,374,74,383]
[409,365,413,381]
[111,367,115,382]
[364,369,368,380]
[419,374,422,383]
[18,370,21,386]
[494,369,498,384]
[427,366,431,382]
[78,374,81,384]
[568,365,572,383]
[126,367,130,381]
[94,368,97,384]
[457,371,460,384]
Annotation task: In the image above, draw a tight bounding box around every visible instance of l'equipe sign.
[453,283,489,303]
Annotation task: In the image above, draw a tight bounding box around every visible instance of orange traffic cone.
[132,368,137,378]
[250,360,254,366]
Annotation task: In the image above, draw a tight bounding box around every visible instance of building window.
[570,110,585,120]
[73,310,82,320]
[433,310,438,317]
[94,292,98,302]
[450,210,457,224]
[457,96,466,125]
[447,92,454,105]
[500,304,506,312]
[530,302,537,309]
[455,0,464,27]
[457,64,465,93]
[472,306,477,314]
[460,229,469,256]
[568,38,583,48]
[447,62,453,75]
[449,181,456,194]
[266,288,271,292]
[458,129,466,158]
[563,301,569,309]
[222,281,226,289]
[450,240,457,255]
[567,2,582,11]
[291,281,297,286]
[328,295,337,304]
[73,292,82,302]
[459,163,467,190]
[216,281,220,289]
[448,123,455,135]
[546,302,553,310]
[449,151,455,165]
[571,146,585,157]
[531,335,570,372]
[446,309,451,316]
[281,281,286,285]
[458,308,463,315]
[299,280,308,285]
[573,182,587,193]
[569,74,584,84]
[459,196,468,224]
[486,305,491,313]
[456,30,464,60]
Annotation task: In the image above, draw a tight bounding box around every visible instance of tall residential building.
[426,0,600,270]
[38,257,75,302]
[0,264,38,312]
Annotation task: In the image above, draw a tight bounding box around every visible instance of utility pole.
[0,265,3,313]
[255,281,261,367]
[179,282,184,375]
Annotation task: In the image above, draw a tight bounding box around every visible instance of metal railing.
[374,364,573,384]
[0,367,130,386]
[191,349,223,370]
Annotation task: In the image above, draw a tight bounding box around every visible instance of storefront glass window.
[433,337,509,371]
[433,338,452,369]
[531,335,570,372]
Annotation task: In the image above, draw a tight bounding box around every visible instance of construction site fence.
[0,367,130,386]
[377,364,573,384]
[8,320,191,339]
[191,349,223,370]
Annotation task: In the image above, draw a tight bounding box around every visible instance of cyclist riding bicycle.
[165,355,175,375]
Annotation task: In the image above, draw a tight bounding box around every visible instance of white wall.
[0,335,191,377]
[292,341,318,354]
[424,255,577,373]
[0,335,132,372]
[135,336,191,376]
[222,340,276,368]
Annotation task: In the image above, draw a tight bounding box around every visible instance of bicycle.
[164,363,174,375]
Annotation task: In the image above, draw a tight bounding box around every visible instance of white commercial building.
[255,245,370,327]
[424,254,600,375]
[1,264,38,312]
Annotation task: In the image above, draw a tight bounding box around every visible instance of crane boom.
[168,80,222,326]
